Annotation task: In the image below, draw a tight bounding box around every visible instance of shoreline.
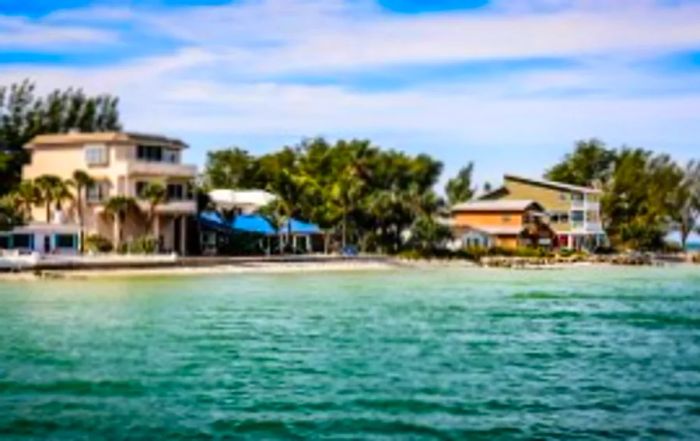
[0,257,696,281]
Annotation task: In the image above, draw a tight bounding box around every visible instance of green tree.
[0,79,121,195]
[670,160,700,249]
[105,196,138,250]
[140,181,167,233]
[68,170,95,253]
[34,175,72,223]
[0,195,23,231]
[445,162,475,205]
[10,179,42,221]
[408,215,453,253]
[545,139,617,187]
[204,147,257,189]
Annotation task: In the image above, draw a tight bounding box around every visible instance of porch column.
[153,215,161,251]
[179,215,187,256]
[113,219,119,248]
[567,234,573,249]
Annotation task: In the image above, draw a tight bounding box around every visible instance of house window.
[12,234,31,248]
[163,149,178,163]
[0,235,8,249]
[550,211,569,224]
[85,144,108,166]
[135,181,148,198]
[55,234,75,248]
[136,145,163,162]
[86,182,107,203]
[571,211,584,222]
[559,193,568,201]
[167,183,184,200]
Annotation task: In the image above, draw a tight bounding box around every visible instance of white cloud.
[0,14,116,49]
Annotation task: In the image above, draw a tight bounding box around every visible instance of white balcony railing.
[127,161,197,177]
[136,200,196,214]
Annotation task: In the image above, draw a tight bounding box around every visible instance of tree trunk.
[46,198,52,223]
[113,214,122,250]
[341,211,347,249]
[77,187,84,253]
[681,224,689,251]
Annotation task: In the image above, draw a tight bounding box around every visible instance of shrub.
[128,236,158,254]
[84,234,113,253]
[462,245,488,261]
[397,249,423,260]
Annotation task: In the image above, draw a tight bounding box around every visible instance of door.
[44,235,51,253]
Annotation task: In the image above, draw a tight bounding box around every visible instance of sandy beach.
[0,258,401,281]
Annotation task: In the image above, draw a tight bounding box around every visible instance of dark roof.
[504,174,602,194]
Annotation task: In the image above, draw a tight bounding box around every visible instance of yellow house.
[450,200,554,250]
[12,131,197,255]
[481,175,606,250]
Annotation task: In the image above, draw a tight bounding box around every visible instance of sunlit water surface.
[1,266,700,440]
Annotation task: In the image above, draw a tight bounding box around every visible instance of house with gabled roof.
[481,174,606,250]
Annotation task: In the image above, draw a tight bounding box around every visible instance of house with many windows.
[2,131,197,255]
[481,174,606,250]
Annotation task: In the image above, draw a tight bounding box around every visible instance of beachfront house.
[481,175,606,250]
[3,131,197,255]
[450,200,555,250]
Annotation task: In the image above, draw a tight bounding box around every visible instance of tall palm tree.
[34,175,72,223]
[105,196,138,250]
[140,181,167,235]
[11,180,42,221]
[69,170,95,253]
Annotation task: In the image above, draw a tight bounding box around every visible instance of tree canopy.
[204,137,444,253]
[445,162,475,205]
[0,79,121,195]
[545,139,616,187]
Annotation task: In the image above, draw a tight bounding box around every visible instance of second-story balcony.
[136,199,196,214]
[571,199,600,211]
[571,220,604,233]
[126,161,197,178]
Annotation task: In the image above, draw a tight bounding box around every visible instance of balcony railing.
[127,161,197,177]
[136,200,196,214]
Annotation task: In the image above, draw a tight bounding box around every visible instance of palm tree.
[11,180,42,221]
[140,181,167,236]
[69,170,95,253]
[34,175,72,223]
[105,196,138,250]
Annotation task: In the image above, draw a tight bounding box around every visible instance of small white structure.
[0,223,80,255]
[208,189,277,214]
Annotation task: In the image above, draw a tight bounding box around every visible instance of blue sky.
[1,0,700,190]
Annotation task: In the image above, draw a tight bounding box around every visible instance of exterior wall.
[452,211,525,229]
[499,180,573,233]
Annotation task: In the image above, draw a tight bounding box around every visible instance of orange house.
[450,200,554,250]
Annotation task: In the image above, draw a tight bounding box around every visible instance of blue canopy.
[281,218,322,235]
[199,211,228,229]
[232,214,277,235]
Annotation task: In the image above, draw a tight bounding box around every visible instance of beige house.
[481,174,606,250]
[17,131,197,254]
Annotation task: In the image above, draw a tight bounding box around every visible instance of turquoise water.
[1,266,700,440]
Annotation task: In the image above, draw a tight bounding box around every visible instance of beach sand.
[0,259,400,280]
